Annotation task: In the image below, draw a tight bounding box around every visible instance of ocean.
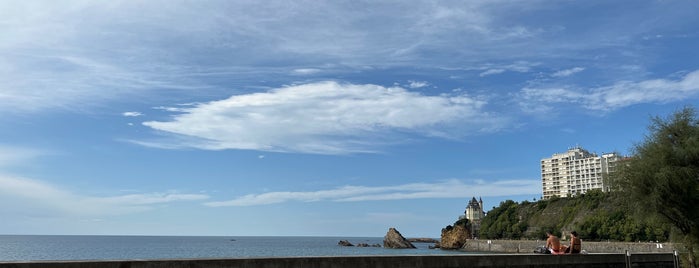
[0,235,468,261]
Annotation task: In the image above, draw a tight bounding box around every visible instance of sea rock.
[356,243,382,248]
[338,240,354,247]
[409,238,439,243]
[383,227,417,249]
[440,224,471,250]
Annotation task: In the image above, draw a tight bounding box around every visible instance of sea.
[0,235,469,261]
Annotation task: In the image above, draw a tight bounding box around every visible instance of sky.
[1,0,698,237]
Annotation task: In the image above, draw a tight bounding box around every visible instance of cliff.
[440,222,472,249]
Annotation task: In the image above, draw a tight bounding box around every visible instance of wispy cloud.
[2,1,694,117]
[0,145,45,168]
[122,111,143,117]
[518,70,699,112]
[0,175,209,217]
[478,61,539,77]
[204,179,539,207]
[0,1,598,114]
[141,81,507,154]
[551,67,585,77]
[292,68,322,75]
[479,69,506,77]
[0,145,205,217]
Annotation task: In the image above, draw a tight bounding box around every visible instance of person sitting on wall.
[565,231,582,254]
[546,231,565,254]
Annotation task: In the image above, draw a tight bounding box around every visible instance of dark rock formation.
[356,243,382,247]
[409,238,439,243]
[383,227,416,249]
[440,224,471,250]
[338,240,354,247]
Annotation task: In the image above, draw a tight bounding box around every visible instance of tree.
[615,106,699,267]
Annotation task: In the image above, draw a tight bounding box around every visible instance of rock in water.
[383,228,416,249]
[338,240,354,247]
[440,224,471,250]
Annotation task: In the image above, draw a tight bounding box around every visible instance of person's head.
[571,231,578,237]
[546,231,553,237]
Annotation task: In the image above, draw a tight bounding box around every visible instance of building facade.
[541,147,620,200]
[460,197,485,238]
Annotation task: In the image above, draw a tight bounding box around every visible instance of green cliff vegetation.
[479,190,670,242]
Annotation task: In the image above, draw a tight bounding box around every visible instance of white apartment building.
[541,147,620,199]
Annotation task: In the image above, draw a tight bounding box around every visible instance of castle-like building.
[541,146,621,199]
[460,197,485,238]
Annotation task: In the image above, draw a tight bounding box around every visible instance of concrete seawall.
[462,239,678,254]
[0,253,679,268]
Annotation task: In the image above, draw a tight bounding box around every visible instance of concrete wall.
[0,253,679,268]
[462,239,678,254]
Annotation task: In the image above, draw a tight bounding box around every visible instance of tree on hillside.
[479,200,527,239]
[615,106,699,268]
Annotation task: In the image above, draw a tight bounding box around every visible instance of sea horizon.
[0,235,463,262]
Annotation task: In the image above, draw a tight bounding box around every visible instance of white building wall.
[541,147,619,199]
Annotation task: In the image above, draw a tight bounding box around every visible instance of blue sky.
[1,1,698,237]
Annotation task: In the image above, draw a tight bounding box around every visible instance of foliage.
[577,208,669,242]
[479,200,528,239]
[453,218,471,229]
[478,190,670,242]
[614,106,699,267]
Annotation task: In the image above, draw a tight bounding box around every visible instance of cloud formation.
[122,111,143,117]
[204,179,539,207]
[478,61,539,77]
[519,70,699,112]
[408,80,430,89]
[0,175,209,217]
[551,67,585,77]
[143,81,506,154]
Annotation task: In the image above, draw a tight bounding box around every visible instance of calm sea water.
[0,235,467,261]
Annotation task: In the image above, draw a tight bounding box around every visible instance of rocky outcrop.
[383,227,416,249]
[356,243,382,247]
[409,238,439,243]
[338,240,381,247]
[440,224,471,250]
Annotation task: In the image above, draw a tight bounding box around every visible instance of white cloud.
[122,111,143,117]
[153,105,196,113]
[478,61,539,77]
[551,67,585,77]
[518,70,699,112]
[407,80,429,89]
[0,175,209,217]
[589,70,699,110]
[0,1,580,114]
[292,68,322,75]
[142,81,506,154]
[204,179,539,207]
[2,1,692,116]
[479,69,506,77]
